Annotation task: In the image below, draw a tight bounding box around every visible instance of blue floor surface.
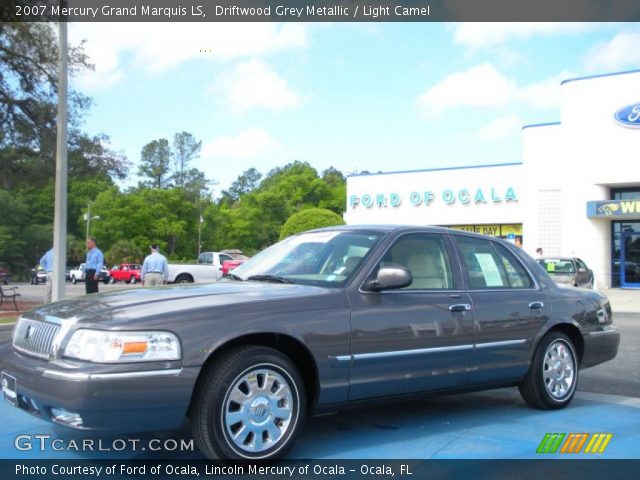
[1,388,638,459]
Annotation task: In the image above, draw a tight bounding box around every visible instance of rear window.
[537,259,575,274]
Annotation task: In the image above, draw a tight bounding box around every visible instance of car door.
[346,232,474,400]
[452,235,550,385]
[575,258,591,287]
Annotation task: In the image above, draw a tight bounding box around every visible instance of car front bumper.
[581,325,620,368]
[0,345,199,432]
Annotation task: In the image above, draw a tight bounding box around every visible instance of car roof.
[308,224,500,240]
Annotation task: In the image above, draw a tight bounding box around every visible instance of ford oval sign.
[614,102,640,128]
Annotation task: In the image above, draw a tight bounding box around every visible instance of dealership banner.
[587,200,640,219]
[3,459,640,479]
[3,0,640,22]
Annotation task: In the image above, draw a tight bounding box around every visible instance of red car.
[109,263,142,284]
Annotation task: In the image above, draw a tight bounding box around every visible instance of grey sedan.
[536,257,594,288]
[0,226,619,461]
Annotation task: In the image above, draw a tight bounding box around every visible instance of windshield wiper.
[227,273,244,281]
[246,274,294,284]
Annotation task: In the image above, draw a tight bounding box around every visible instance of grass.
[0,315,18,324]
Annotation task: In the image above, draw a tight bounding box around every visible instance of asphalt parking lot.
[0,288,638,460]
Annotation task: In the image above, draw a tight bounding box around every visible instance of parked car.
[0,262,10,285]
[536,257,594,288]
[30,265,47,285]
[109,264,142,284]
[167,251,236,284]
[68,263,111,285]
[0,226,619,461]
[221,249,249,276]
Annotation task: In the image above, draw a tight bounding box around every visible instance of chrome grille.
[12,317,61,360]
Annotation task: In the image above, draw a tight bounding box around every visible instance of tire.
[130,276,137,284]
[519,331,578,409]
[191,346,306,461]
[176,274,193,284]
[103,278,109,284]
[71,276,77,285]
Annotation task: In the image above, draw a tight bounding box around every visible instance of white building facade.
[345,69,640,289]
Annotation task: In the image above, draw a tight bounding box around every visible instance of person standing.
[85,237,104,294]
[40,247,54,303]
[141,244,169,287]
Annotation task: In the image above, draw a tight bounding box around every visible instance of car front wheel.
[519,332,578,409]
[71,276,77,285]
[191,346,306,461]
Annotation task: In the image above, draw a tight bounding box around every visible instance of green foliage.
[279,208,345,240]
[105,240,144,265]
[138,139,172,189]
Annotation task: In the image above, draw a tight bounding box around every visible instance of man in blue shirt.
[85,237,104,294]
[40,247,54,303]
[141,244,169,287]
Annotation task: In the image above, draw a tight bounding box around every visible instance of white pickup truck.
[69,263,111,284]
[167,252,236,284]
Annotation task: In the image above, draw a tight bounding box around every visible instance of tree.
[279,208,345,240]
[172,131,202,188]
[222,168,262,203]
[106,240,143,265]
[138,139,172,189]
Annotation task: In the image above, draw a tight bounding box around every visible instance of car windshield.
[537,258,575,274]
[229,230,383,287]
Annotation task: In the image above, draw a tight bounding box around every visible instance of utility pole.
[198,213,203,256]
[51,20,68,302]
[85,202,100,239]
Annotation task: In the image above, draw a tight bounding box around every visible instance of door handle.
[529,301,544,310]
[449,304,471,313]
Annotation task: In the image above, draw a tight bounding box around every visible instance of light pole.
[85,202,100,239]
[51,20,68,302]
[197,213,203,256]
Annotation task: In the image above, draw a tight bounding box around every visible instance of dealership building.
[345,69,640,288]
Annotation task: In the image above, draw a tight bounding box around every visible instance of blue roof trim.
[522,121,561,130]
[561,68,640,86]
[347,162,522,178]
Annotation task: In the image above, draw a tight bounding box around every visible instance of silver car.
[537,257,594,288]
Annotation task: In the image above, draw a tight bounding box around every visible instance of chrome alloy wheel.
[543,340,576,399]
[222,367,295,454]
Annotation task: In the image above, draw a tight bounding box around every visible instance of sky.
[67,22,640,194]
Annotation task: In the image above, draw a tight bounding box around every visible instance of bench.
[0,285,20,311]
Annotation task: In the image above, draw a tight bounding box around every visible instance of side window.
[456,236,532,289]
[378,233,454,290]
[493,243,534,288]
[576,259,587,270]
[219,254,233,263]
[198,253,213,264]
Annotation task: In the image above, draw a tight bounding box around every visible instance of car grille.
[12,317,61,360]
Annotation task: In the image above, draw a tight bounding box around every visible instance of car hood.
[24,281,333,322]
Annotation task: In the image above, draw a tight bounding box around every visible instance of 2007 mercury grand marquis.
[0,226,620,460]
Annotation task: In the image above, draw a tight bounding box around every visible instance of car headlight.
[63,329,181,363]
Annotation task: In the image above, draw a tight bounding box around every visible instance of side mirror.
[364,267,412,292]
[578,267,587,273]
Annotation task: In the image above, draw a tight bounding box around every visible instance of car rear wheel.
[191,346,306,461]
[176,274,193,284]
[519,332,578,409]
[71,276,77,285]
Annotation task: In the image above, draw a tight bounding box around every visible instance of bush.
[279,208,345,240]
[106,239,144,265]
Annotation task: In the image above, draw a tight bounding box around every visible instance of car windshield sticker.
[547,262,556,273]
[475,253,504,287]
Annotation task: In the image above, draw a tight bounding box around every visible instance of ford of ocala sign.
[614,102,640,128]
